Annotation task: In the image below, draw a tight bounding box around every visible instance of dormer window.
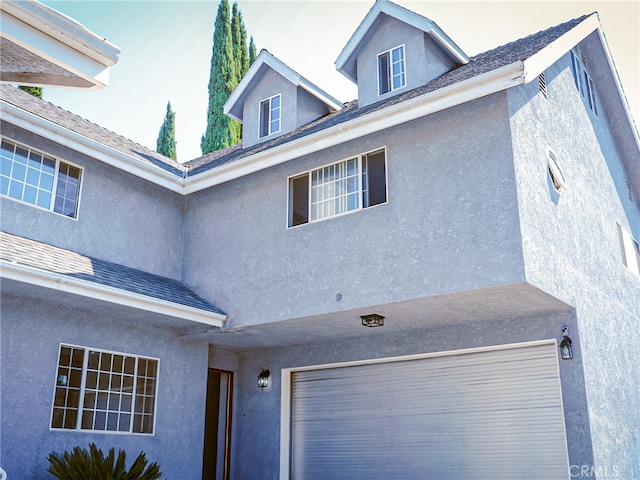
[378,45,406,95]
[259,94,281,138]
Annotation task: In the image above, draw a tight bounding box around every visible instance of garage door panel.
[290,342,569,479]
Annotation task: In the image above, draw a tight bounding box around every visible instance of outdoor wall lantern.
[257,369,270,388]
[559,327,573,360]
[361,314,385,327]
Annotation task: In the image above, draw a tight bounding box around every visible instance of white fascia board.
[1,101,185,193]
[297,80,344,112]
[1,260,227,328]
[1,0,120,66]
[593,19,640,153]
[185,61,525,194]
[1,11,118,90]
[522,14,599,83]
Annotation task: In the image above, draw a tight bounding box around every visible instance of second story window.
[1,138,82,218]
[378,45,406,95]
[259,94,281,138]
[288,149,387,227]
[570,50,598,116]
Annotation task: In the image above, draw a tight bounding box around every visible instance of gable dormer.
[335,0,469,108]
[224,50,343,148]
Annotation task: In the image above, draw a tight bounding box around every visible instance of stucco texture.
[0,294,209,479]
[508,46,640,479]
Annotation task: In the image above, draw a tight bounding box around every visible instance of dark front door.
[202,369,232,480]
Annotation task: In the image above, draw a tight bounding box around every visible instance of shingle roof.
[184,14,589,175]
[0,84,184,176]
[0,231,224,315]
[0,14,589,179]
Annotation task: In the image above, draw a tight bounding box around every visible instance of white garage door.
[289,342,569,479]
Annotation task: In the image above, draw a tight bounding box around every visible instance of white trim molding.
[1,260,227,328]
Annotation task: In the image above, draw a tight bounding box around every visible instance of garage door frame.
[279,339,569,479]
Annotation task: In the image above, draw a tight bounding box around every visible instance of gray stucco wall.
[508,50,640,479]
[0,123,185,279]
[0,294,209,479]
[355,15,456,108]
[184,92,524,328]
[295,88,329,129]
[211,311,593,479]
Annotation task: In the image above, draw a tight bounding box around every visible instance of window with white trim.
[288,149,386,227]
[570,50,598,115]
[617,223,640,278]
[1,138,82,218]
[51,344,159,434]
[378,45,406,95]
[259,94,281,138]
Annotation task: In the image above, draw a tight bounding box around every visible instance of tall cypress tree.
[248,36,257,65]
[232,3,251,80]
[201,0,240,155]
[19,86,42,98]
[156,101,177,160]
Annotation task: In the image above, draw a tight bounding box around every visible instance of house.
[1,0,638,478]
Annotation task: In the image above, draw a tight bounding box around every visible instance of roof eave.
[1,0,120,66]
[1,260,227,328]
[0,100,186,193]
[1,1,120,90]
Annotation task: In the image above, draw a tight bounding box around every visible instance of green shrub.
[47,442,162,480]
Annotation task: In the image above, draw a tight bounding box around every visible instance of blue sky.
[41,1,639,162]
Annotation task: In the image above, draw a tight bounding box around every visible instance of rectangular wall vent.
[538,73,547,97]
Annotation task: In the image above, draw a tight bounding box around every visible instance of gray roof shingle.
[0,15,589,179]
[0,84,185,176]
[0,231,224,315]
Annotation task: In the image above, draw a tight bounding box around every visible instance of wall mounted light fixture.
[361,314,385,327]
[257,369,270,388]
[559,327,573,360]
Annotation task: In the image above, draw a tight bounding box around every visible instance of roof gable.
[335,0,469,83]
[224,50,342,123]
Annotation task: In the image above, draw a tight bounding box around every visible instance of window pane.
[12,163,26,182]
[1,140,14,159]
[259,99,270,137]
[378,52,390,95]
[27,151,42,169]
[88,351,100,369]
[363,150,387,207]
[23,185,37,204]
[1,157,12,176]
[14,147,28,164]
[82,411,94,429]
